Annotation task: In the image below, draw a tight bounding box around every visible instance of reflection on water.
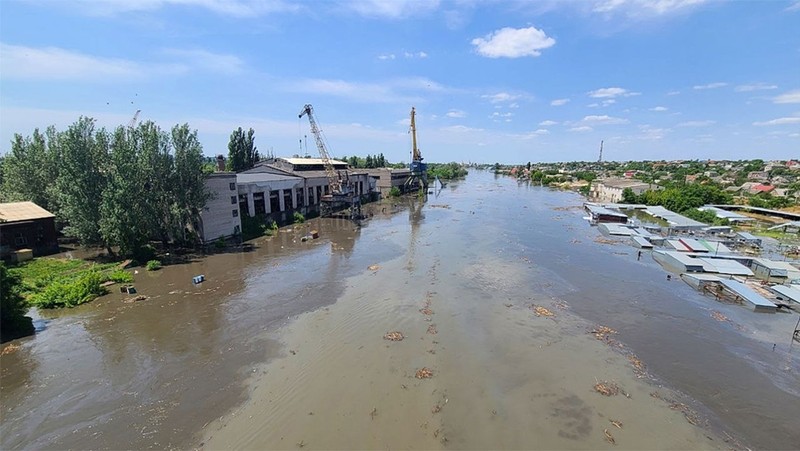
[1,170,798,450]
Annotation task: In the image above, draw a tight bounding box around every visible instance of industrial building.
[198,173,242,244]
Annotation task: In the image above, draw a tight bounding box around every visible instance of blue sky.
[1,0,798,164]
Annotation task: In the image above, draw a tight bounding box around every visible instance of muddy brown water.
[2,170,799,450]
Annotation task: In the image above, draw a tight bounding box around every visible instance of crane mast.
[299,104,343,194]
[408,107,428,190]
[410,107,421,163]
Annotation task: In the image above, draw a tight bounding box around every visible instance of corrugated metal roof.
[697,258,754,276]
[585,204,628,218]
[0,201,55,223]
[718,279,777,309]
[769,285,800,304]
[237,173,303,184]
[697,206,754,221]
[599,223,633,236]
[281,158,347,166]
[679,238,709,252]
[631,236,653,248]
[644,206,706,228]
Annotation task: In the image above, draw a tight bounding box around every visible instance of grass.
[145,259,162,271]
[8,258,135,309]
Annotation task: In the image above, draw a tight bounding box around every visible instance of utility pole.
[598,140,604,163]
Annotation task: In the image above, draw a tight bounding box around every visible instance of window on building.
[15,232,27,246]
[234,225,241,235]
[232,209,238,217]
[229,182,236,190]
[230,196,237,204]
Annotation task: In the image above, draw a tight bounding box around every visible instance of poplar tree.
[226,127,259,172]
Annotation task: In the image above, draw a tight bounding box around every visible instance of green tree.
[0,262,34,342]
[621,188,638,203]
[100,126,151,256]
[171,124,210,245]
[56,118,108,244]
[1,128,60,212]
[226,127,259,172]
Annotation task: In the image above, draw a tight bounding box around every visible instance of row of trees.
[621,184,734,225]
[0,117,210,257]
[339,153,396,169]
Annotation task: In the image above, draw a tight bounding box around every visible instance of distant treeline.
[0,117,210,259]
[621,184,734,225]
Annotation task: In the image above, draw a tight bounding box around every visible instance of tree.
[171,124,210,245]
[226,127,259,172]
[56,118,108,245]
[621,188,638,204]
[0,262,34,342]
[100,126,151,256]
[1,128,60,212]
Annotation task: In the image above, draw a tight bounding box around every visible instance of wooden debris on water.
[627,354,646,375]
[532,305,554,317]
[590,325,617,341]
[427,324,438,334]
[370,407,377,420]
[368,265,380,271]
[604,428,616,445]
[710,311,729,322]
[609,419,623,429]
[383,331,404,341]
[419,307,433,315]
[594,381,620,396]
[1,344,20,356]
[415,367,433,379]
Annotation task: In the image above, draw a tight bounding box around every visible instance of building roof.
[0,201,55,223]
[280,157,348,166]
[597,178,651,189]
[644,205,706,228]
[237,172,303,184]
[752,184,775,193]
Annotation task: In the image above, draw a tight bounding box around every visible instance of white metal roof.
[280,158,347,166]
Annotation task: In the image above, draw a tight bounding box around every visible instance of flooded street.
[2,170,799,449]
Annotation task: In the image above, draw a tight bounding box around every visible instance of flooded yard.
[2,170,799,450]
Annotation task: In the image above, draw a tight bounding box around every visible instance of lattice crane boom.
[299,104,342,194]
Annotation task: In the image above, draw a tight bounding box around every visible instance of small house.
[0,201,59,258]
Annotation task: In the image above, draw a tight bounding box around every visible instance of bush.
[293,212,305,223]
[30,270,106,308]
[133,244,156,264]
[389,186,401,197]
[0,262,34,341]
[145,260,162,271]
[215,237,226,250]
[108,269,134,282]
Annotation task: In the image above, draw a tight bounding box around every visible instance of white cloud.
[582,115,629,125]
[509,103,519,109]
[753,117,800,126]
[592,0,707,18]
[440,125,484,133]
[446,109,466,118]
[345,0,440,18]
[786,1,800,11]
[734,83,778,92]
[587,87,639,98]
[677,120,715,127]
[693,82,728,90]
[471,26,555,58]
[636,124,668,140]
[649,106,668,111]
[569,126,593,133]
[283,77,444,104]
[378,54,396,60]
[667,90,681,96]
[482,92,520,103]
[0,43,243,81]
[159,48,244,75]
[490,112,514,120]
[403,51,428,59]
[539,120,558,126]
[773,89,800,104]
[69,0,299,17]
[550,98,570,106]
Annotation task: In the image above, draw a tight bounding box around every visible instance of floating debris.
[628,355,646,374]
[1,344,21,356]
[650,391,703,426]
[594,381,620,396]
[553,299,570,310]
[419,308,434,315]
[415,367,433,379]
[427,325,438,335]
[610,419,623,429]
[368,265,380,271]
[432,403,442,414]
[383,331,405,341]
[370,407,377,420]
[532,305,554,317]
[604,428,616,445]
[590,326,618,341]
[594,237,618,245]
[504,303,513,308]
[710,311,729,322]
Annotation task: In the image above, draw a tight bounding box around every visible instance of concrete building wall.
[591,179,652,202]
[200,173,241,243]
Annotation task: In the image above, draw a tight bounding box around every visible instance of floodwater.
[2,170,799,450]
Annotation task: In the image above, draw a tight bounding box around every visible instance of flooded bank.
[2,170,799,449]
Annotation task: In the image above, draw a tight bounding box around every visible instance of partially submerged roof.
[697,206,754,222]
[769,285,800,304]
[585,204,628,218]
[0,201,55,223]
[696,258,754,276]
[644,206,706,228]
[599,223,633,236]
[718,279,777,310]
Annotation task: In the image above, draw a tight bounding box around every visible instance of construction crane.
[408,107,428,191]
[598,140,604,163]
[298,104,361,220]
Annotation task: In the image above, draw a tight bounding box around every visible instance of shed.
[717,279,777,312]
[736,232,762,247]
[0,201,59,258]
[750,258,800,283]
[769,285,800,305]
